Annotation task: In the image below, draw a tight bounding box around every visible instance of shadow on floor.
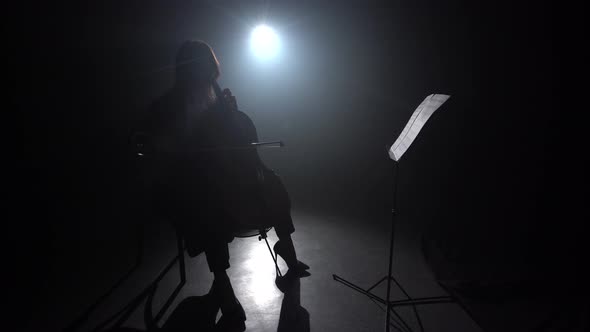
[159,295,218,332]
[152,278,310,332]
[103,282,310,332]
[87,260,310,332]
[151,277,310,332]
[277,279,310,332]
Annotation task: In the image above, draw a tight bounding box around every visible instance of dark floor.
[28,208,488,332]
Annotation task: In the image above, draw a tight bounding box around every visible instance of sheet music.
[388,94,450,161]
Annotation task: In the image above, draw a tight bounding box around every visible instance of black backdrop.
[14,0,582,328]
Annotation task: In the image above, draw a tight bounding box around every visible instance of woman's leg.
[273,220,309,295]
[261,170,299,269]
[206,243,246,330]
[204,241,230,273]
[211,270,241,315]
[205,243,239,310]
[274,219,299,270]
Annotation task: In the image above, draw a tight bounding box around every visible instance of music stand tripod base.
[332,161,454,332]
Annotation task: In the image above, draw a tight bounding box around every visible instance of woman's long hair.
[174,40,220,104]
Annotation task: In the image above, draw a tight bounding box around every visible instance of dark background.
[14,0,580,328]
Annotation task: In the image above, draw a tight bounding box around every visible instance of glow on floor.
[234,239,284,309]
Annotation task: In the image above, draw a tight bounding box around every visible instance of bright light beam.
[250,24,281,60]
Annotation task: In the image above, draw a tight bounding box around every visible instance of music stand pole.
[333,157,454,332]
[333,158,421,332]
[333,94,456,331]
[385,160,399,331]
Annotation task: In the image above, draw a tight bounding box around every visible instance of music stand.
[333,94,454,332]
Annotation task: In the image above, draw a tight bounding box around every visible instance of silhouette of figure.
[136,40,308,330]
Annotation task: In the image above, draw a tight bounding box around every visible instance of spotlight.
[250,24,280,60]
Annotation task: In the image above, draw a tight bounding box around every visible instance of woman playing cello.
[138,40,308,329]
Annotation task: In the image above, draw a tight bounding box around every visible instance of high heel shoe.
[273,240,310,273]
[215,297,246,332]
[273,240,310,292]
[209,276,246,331]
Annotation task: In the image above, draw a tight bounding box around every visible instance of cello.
[201,81,291,234]
[133,80,292,247]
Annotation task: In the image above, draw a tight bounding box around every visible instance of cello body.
[141,84,291,253]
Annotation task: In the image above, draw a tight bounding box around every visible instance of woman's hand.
[222,88,238,111]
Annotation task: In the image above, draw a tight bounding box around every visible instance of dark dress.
[141,88,293,270]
